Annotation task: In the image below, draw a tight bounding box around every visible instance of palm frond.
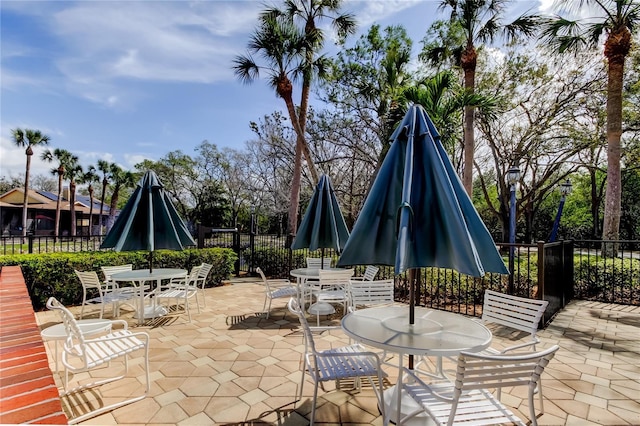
[232,54,260,84]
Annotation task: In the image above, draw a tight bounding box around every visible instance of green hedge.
[574,256,640,302]
[0,248,237,310]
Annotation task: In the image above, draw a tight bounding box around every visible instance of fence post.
[537,241,545,300]
[287,234,294,274]
[28,234,34,254]
[197,224,205,249]
[233,230,241,277]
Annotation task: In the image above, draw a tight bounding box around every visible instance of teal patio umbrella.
[291,174,350,268]
[101,170,196,272]
[337,105,507,325]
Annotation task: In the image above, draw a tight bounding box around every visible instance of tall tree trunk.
[99,180,108,234]
[297,81,319,184]
[55,172,63,237]
[88,186,94,237]
[462,48,477,197]
[70,180,77,236]
[21,151,32,238]
[589,168,600,239]
[601,31,628,256]
[283,94,304,235]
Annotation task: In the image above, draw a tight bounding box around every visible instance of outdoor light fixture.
[549,178,572,243]
[560,179,572,197]
[506,166,520,187]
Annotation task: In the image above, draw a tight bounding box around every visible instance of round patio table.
[111,268,187,325]
[341,305,492,425]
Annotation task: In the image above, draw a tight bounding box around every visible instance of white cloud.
[0,135,53,178]
[346,0,424,27]
[124,153,153,169]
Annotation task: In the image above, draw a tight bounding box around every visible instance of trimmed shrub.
[0,248,236,310]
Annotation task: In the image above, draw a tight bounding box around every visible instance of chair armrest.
[85,330,150,345]
[109,319,130,330]
[267,279,294,288]
[403,367,455,403]
[500,337,540,354]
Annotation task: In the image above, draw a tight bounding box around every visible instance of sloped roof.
[0,188,111,215]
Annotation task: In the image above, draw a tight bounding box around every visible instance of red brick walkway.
[0,266,67,424]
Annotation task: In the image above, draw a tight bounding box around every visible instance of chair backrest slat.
[101,264,133,283]
[348,279,394,308]
[306,257,333,269]
[455,346,558,396]
[482,290,548,334]
[362,265,379,281]
[318,269,353,287]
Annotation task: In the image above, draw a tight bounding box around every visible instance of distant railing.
[3,230,638,313]
[0,234,107,255]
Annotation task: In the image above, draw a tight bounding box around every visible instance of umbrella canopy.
[101,170,196,266]
[337,104,507,277]
[291,174,350,258]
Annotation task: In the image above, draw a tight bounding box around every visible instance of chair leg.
[311,380,319,425]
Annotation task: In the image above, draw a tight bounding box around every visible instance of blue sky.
[1,0,547,179]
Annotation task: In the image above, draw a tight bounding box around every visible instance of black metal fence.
[3,229,638,322]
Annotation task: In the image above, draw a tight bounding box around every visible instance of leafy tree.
[106,165,136,232]
[41,148,77,237]
[540,0,640,251]
[0,176,22,195]
[424,0,539,196]
[323,24,414,169]
[30,174,57,192]
[11,128,50,237]
[475,48,604,242]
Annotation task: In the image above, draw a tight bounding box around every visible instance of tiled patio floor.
[35,277,640,425]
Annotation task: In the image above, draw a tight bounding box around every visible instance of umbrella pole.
[321,248,325,268]
[408,268,417,370]
[149,251,153,273]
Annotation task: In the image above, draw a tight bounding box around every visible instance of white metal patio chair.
[349,265,380,282]
[347,278,395,312]
[76,270,134,319]
[154,268,196,322]
[257,266,297,318]
[306,257,333,269]
[100,264,133,290]
[311,268,353,313]
[195,262,214,308]
[46,297,151,424]
[401,345,559,426]
[287,297,386,425]
[479,289,550,411]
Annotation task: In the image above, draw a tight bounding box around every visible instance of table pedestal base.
[383,385,434,426]
[133,304,168,320]
[308,302,335,326]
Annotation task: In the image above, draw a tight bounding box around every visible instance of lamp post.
[506,165,520,294]
[549,179,572,242]
[249,205,256,274]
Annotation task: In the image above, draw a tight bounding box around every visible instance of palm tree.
[106,165,136,233]
[233,16,309,235]
[81,165,99,236]
[263,0,357,184]
[541,0,640,252]
[426,0,538,196]
[97,159,112,234]
[11,128,50,237]
[40,148,76,238]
